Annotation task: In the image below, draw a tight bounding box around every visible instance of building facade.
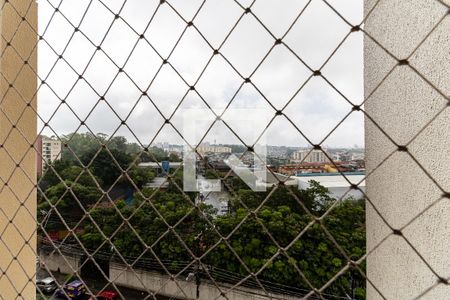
[291,149,330,163]
[36,136,62,176]
[197,145,232,154]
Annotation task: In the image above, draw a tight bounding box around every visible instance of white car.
[36,277,57,294]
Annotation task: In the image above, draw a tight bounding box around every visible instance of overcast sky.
[37,0,364,148]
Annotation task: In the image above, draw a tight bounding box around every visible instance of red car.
[88,291,119,300]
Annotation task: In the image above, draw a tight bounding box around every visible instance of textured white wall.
[364,0,449,299]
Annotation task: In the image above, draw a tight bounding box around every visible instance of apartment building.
[291,149,330,163]
[197,145,232,154]
[36,135,62,176]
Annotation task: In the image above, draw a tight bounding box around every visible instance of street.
[196,176,230,216]
[37,269,180,300]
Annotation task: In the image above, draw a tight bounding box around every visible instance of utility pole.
[350,273,355,300]
[195,260,201,299]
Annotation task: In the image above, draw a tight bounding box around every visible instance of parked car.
[88,291,119,300]
[55,280,86,299]
[36,277,57,294]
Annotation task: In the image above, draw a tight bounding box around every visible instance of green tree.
[140,147,168,162]
[127,166,156,188]
[79,172,365,299]
[39,180,102,230]
[230,181,333,215]
[82,189,215,262]
[208,199,365,298]
[61,132,143,162]
[60,166,103,187]
[108,136,128,153]
[204,169,221,180]
[40,158,72,188]
[81,148,132,187]
[61,132,100,163]
[168,152,182,162]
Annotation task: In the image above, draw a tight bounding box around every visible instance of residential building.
[335,151,352,162]
[291,149,330,163]
[36,136,62,176]
[197,144,232,154]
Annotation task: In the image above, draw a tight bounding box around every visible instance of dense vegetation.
[38,133,157,229]
[38,133,366,299]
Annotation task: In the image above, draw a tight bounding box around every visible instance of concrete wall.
[37,254,301,299]
[40,251,81,275]
[0,0,37,299]
[110,262,301,300]
[364,0,450,299]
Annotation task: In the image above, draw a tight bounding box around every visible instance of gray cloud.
[38,0,364,148]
